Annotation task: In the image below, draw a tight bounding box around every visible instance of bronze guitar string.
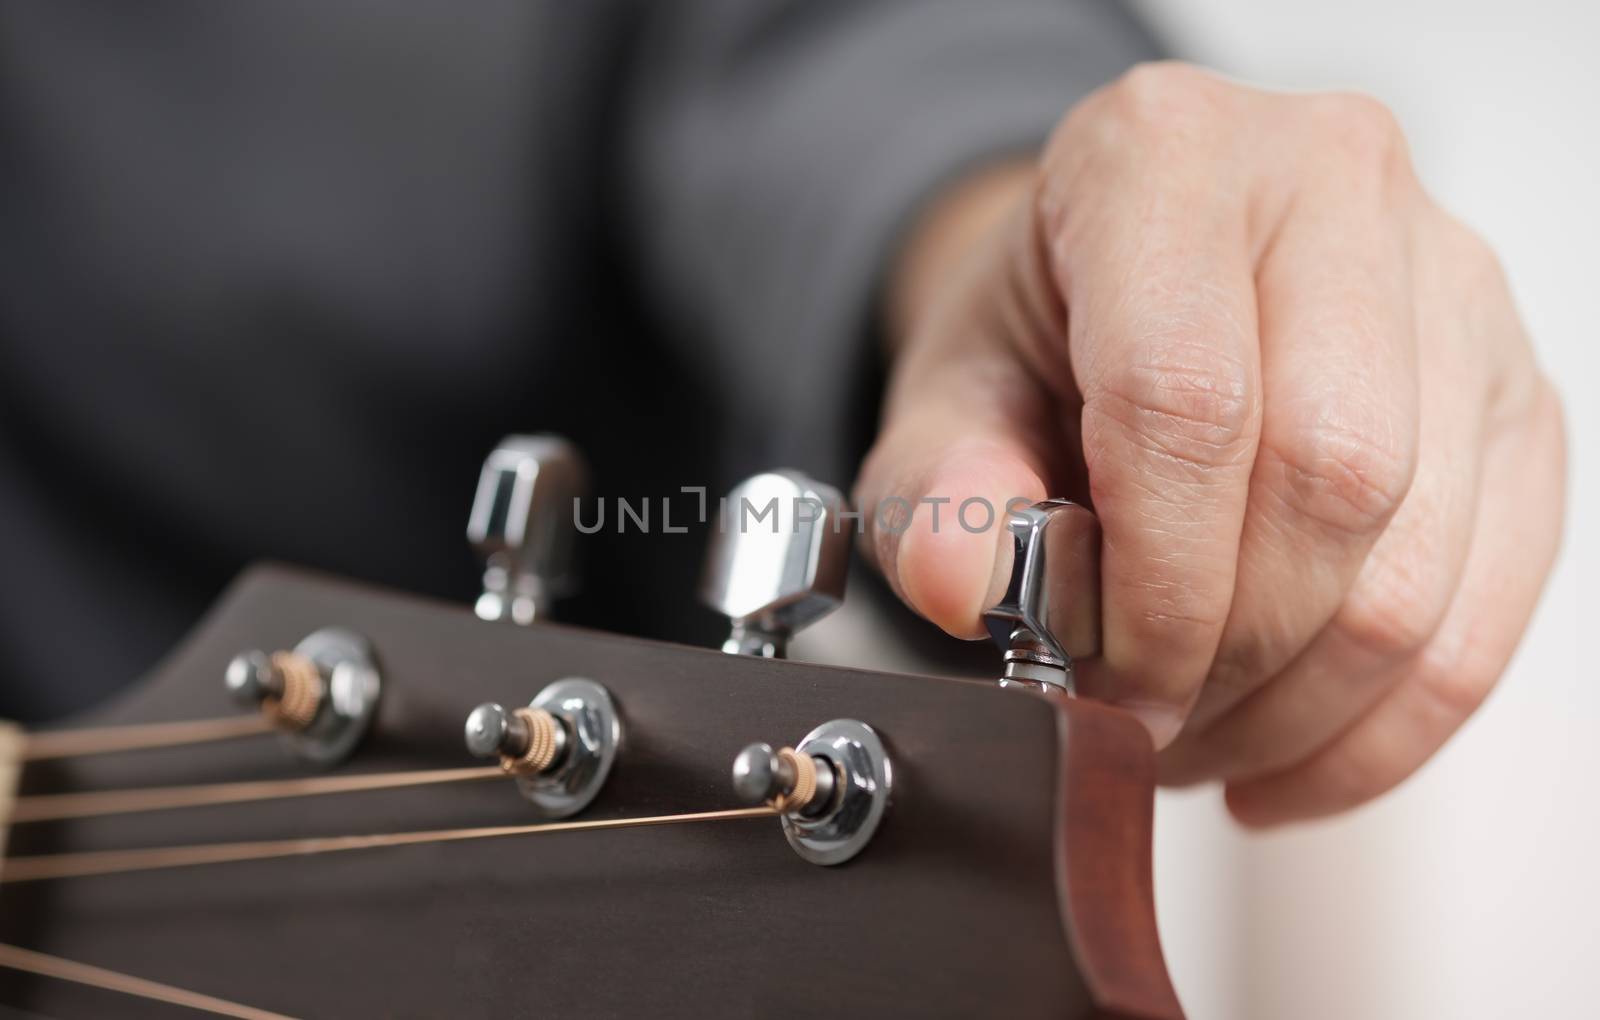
[498,706,562,774]
[0,942,299,1020]
[1,806,780,883]
[260,651,323,731]
[20,715,277,761]
[2,707,770,1007]
[768,746,817,813]
[10,765,505,823]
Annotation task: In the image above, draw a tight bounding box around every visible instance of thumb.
[855,197,1070,639]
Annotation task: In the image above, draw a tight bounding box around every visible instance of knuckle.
[1107,61,1226,130]
[1534,376,1569,466]
[1319,744,1401,807]
[1083,342,1259,475]
[1426,210,1516,333]
[1413,645,1496,723]
[1334,557,1445,660]
[1313,92,1402,152]
[1444,217,1508,294]
[1264,411,1417,538]
[1306,92,1413,187]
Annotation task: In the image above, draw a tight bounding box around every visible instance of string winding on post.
[261,652,324,731]
[499,708,562,776]
[767,748,816,813]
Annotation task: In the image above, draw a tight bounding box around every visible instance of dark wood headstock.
[0,564,1182,1019]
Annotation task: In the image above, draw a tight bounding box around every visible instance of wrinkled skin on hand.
[858,63,1566,826]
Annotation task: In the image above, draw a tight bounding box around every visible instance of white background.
[1133,2,1596,1017]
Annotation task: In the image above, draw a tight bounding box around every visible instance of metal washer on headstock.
[731,719,892,866]
[224,626,382,766]
[463,679,622,819]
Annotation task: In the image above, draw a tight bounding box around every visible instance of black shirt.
[0,0,1156,719]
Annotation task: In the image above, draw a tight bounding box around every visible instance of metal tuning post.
[731,719,891,866]
[699,470,850,658]
[463,678,620,818]
[224,627,382,765]
[467,434,588,625]
[982,499,1102,693]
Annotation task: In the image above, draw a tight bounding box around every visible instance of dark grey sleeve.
[620,0,1161,483]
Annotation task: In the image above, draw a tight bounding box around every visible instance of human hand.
[856,63,1565,825]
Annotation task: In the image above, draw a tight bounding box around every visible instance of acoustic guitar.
[0,436,1183,1019]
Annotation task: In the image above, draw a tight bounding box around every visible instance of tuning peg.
[699,470,850,658]
[223,627,382,765]
[463,701,564,766]
[466,434,588,625]
[729,719,891,866]
[731,741,836,817]
[462,678,620,818]
[982,499,1101,692]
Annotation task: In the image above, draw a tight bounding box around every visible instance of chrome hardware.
[731,719,891,866]
[699,470,850,658]
[224,627,381,765]
[982,499,1101,692]
[464,678,620,818]
[463,702,569,772]
[467,434,588,625]
[223,649,280,706]
[731,742,837,818]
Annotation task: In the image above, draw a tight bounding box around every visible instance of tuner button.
[464,701,560,771]
[467,434,589,625]
[463,702,522,758]
[699,470,850,658]
[731,742,787,803]
[224,649,278,706]
[982,499,1102,691]
[730,742,833,817]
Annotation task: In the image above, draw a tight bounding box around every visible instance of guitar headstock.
[0,438,1182,1019]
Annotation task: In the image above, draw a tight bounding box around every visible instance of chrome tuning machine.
[699,470,851,658]
[463,678,621,818]
[224,627,382,765]
[981,499,1101,692]
[467,434,588,625]
[731,719,891,866]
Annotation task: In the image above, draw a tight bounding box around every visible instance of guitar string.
[0,942,298,1020]
[20,715,275,761]
[10,766,505,823]
[0,738,770,1013]
[1,806,779,882]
